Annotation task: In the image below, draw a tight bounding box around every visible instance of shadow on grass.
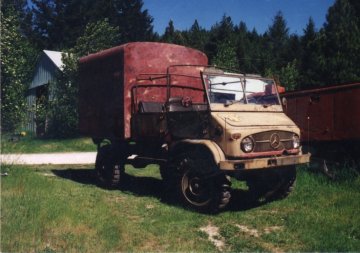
[227,189,266,212]
[51,168,265,213]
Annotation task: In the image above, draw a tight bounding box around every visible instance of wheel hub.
[189,177,202,196]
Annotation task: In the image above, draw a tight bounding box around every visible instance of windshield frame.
[201,70,283,112]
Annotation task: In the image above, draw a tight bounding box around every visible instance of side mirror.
[282,97,287,110]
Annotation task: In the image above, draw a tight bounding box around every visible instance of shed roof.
[43,50,64,70]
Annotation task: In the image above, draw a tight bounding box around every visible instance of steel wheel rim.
[181,170,212,207]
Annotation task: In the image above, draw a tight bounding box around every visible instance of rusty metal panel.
[282,83,360,142]
[79,42,208,140]
[333,87,360,140]
[131,114,166,140]
[79,46,124,139]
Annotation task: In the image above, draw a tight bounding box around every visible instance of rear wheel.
[95,145,124,189]
[164,151,231,213]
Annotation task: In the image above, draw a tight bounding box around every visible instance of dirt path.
[0,152,97,165]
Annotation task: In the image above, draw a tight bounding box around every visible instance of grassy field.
[1,164,359,252]
[1,134,96,153]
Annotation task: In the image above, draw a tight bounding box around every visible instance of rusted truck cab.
[79,42,310,213]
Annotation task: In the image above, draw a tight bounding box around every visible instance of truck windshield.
[202,72,280,107]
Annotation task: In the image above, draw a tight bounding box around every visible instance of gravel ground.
[0,152,97,165]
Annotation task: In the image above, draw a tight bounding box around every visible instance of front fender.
[169,139,226,166]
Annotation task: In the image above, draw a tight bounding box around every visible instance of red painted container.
[281,83,360,142]
[78,42,208,140]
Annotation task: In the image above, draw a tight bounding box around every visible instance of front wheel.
[95,145,124,189]
[165,152,231,213]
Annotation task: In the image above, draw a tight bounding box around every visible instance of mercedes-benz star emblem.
[270,133,281,149]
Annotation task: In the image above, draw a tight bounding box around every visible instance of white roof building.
[27,50,64,134]
[29,50,64,89]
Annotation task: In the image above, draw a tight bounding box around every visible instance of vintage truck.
[79,42,310,212]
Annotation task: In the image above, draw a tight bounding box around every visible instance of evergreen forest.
[1,0,360,135]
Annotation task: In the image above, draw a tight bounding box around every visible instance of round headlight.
[241,137,254,153]
[292,134,300,149]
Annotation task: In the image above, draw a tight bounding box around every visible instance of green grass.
[1,164,359,252]
[1,133,96,153]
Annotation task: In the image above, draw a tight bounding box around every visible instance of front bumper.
[219,153,311,170]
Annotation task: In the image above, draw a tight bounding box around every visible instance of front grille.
[252,131,294,152]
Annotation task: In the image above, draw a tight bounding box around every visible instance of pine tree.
[27,0,63,49]
[299,18,323,88]
[112,0,154,43]
[287,35,302,62]
[247,28,266,75]
[161,20,187,45]
[235,21,252,72]
[205,15,235,63]
[187,19,208,52]
[322,0,360,84]
[162,20,176,43]
[266,11,290,70]
[26,0,155,50]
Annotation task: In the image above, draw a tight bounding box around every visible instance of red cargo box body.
[78,42,208,140]
[281,83,360,142]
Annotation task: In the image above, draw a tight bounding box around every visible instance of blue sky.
[143,0,335,35]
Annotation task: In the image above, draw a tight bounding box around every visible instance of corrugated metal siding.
[26,52,61,133]
[26,89,37,132]
[29,55,58,89]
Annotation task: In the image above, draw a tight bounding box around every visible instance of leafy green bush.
[46,54,79,138]
[0,8,36,133]
[46,19,119,138]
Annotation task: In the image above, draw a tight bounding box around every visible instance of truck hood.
[213,112,296,127]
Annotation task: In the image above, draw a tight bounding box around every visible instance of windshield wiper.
[210,80,241,86]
